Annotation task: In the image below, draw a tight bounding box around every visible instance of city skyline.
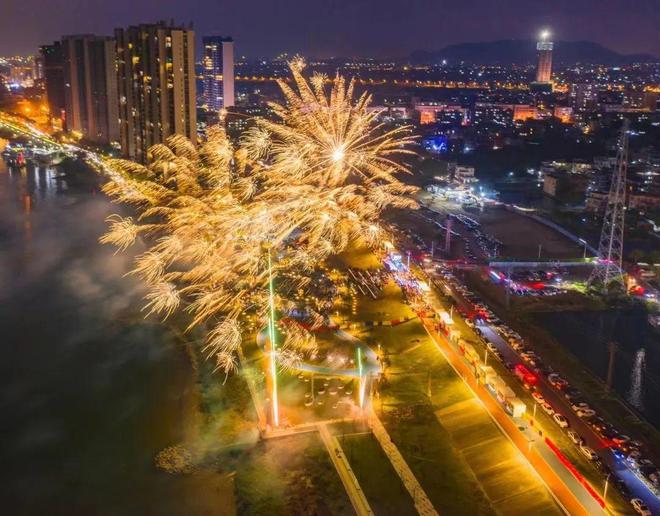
[2,3,660,515]
[2,0,660,58]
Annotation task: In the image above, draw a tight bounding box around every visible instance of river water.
[0,159,219,513]
[535,309,660,429]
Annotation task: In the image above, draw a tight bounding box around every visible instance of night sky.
[2,0,660,58]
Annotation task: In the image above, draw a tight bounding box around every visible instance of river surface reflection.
[535,309,660,429]
[0,159,219,514]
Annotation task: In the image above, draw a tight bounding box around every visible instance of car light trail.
[545,437,605,508]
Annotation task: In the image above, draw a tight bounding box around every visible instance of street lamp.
[578,238,587,259]
[603,473,611,504]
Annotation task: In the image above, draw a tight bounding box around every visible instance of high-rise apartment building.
[33,55,44,81]
[202,36,234,112]
[535,30,553,84]
[40,42,66,127]
[62,35,119,144]
[115,22,197,162]
[571,83,599,111]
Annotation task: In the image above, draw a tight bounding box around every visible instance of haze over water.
[0,159,215,513]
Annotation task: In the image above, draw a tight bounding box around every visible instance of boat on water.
[1,143,27,166]
[2,141,69,167]
[31,148,67,166]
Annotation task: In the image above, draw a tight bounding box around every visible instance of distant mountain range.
[409,40,658,66]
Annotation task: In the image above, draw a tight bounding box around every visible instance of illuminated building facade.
[513,104,538,121]
[202,36,234,112]
[40,42,66,127]
[553,106,573,123]
[536,31,553,84]
[413,100,469,125]
[473,102,537,124]
[571,83,598,111]
[62,35,119,144]
[115,22,197,162]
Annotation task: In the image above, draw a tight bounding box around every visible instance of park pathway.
[367,410,439,516]
[318,422,374,516]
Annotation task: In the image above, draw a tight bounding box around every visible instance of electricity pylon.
[588,120,629,292]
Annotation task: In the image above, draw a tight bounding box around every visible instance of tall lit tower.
[40,42,66,129]
[536,30,553,84]
[61,35,119,144]
[115,22,197,163]
[202,36,234,112]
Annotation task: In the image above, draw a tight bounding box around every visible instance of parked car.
[541,402,555,416]
[618,441,639,454]
[570,400,590,412]
[538,365,554,376]
[567,430,584,445]
[532,391,545,404]
[563,386,581,398]
[588,417,608,433]
[548,374,568,389]
[612,434,631,445]
[579,444,599,461]
[510,340,524,351]
[553,413,569,428]
[601,429,619,441]
[631,498,651,515]
[577,408,596,419]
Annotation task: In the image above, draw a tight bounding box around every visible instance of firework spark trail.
[101,62,417,378]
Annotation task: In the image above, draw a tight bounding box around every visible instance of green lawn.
[382,402,496,515]
[334,246,382,269]
[361,322,496,515]
[332,250,567,515]
[345,281,416,323]
[332,426,418,516]
[370,321,561,515]
[215,433,353,516]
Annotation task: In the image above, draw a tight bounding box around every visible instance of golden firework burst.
[101,63,417,377]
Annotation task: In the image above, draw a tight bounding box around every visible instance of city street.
[420,316,605,515]
[426,264,660,514]
[382,250,611,513]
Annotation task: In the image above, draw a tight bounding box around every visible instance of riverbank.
[0,156,241,514]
